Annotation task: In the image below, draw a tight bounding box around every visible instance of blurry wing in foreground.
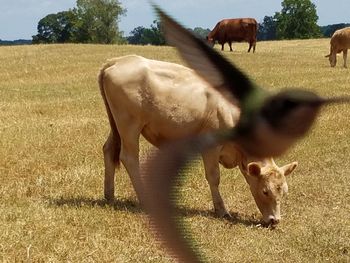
[152,4,260,103]
[140,133,227,263]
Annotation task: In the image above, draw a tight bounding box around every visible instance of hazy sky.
[0,0,349,40]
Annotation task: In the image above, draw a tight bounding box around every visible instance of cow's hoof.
[222,213,232,220]
[215,209,232,219]
[104,194,114,204]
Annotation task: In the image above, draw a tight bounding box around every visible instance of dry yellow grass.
[0,39,349,262]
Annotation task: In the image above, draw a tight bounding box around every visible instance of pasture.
[0,39,349,262]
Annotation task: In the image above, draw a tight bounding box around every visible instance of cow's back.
[331,27,350,51]
[211,18,257,42]
[101,55,240,146]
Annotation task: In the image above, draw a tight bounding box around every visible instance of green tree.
[127,26,147,44]
[275,0,321,39]
[33,0,126,44]
[320,23,350,37]
[32,11,77,43]
[127,20,165,45]
[148,20,165,45]
[189,27,211,40]
[258,16,277,40]
[74,0,126,44]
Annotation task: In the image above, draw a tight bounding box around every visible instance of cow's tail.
[98,60,121,166]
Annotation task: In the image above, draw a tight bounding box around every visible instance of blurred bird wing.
[140,133,227,263]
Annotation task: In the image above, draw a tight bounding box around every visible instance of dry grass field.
[0,39,349,262]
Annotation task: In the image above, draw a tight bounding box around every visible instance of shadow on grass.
[48,196,142,213]
[48,197,260,227]
[177,208,261,227]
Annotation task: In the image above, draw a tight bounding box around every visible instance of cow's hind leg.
[202,150,230,218]
[228,42,233,52]
[248,42,253,52]
[103,131,121,201]
[248,39,257,53]
[343,49,348,68]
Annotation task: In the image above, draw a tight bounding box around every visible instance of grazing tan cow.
[326,27,350,68]
[206,18,258,52]
[98,55,298,225]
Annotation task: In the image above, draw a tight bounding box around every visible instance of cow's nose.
[268,216,280,226]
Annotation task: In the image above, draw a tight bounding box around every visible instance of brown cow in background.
[325,27,350,68]
[206,18,258,52]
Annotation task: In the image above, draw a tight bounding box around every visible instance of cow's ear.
[247,162,262,177]
[325,54,330,58]
[282,161,298,176]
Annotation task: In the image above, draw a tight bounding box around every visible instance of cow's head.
[325,52,337,67]
[242,159,298,226]
[206,36,215,47]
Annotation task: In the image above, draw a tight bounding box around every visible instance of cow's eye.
[262,189,269,196]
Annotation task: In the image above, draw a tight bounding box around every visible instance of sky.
[0,0,349,40]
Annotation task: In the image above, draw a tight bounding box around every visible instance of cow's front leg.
[343,49,348,68]
[117,121,143,203]
[202,150,230,218]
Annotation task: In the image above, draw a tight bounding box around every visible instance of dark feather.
[140,134,225,263]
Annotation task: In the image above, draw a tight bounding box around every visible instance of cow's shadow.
[49,196,142,213]
[48,196,260,227]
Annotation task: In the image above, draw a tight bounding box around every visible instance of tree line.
[32,0,126,44]
[31,0,349,45]
[0,39,32,45]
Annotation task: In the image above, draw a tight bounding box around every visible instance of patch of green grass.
[0,40,349,262]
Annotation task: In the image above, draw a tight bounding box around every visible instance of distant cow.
[206,18,258,52]
[325,27,350,68]
[99,55,298,225]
